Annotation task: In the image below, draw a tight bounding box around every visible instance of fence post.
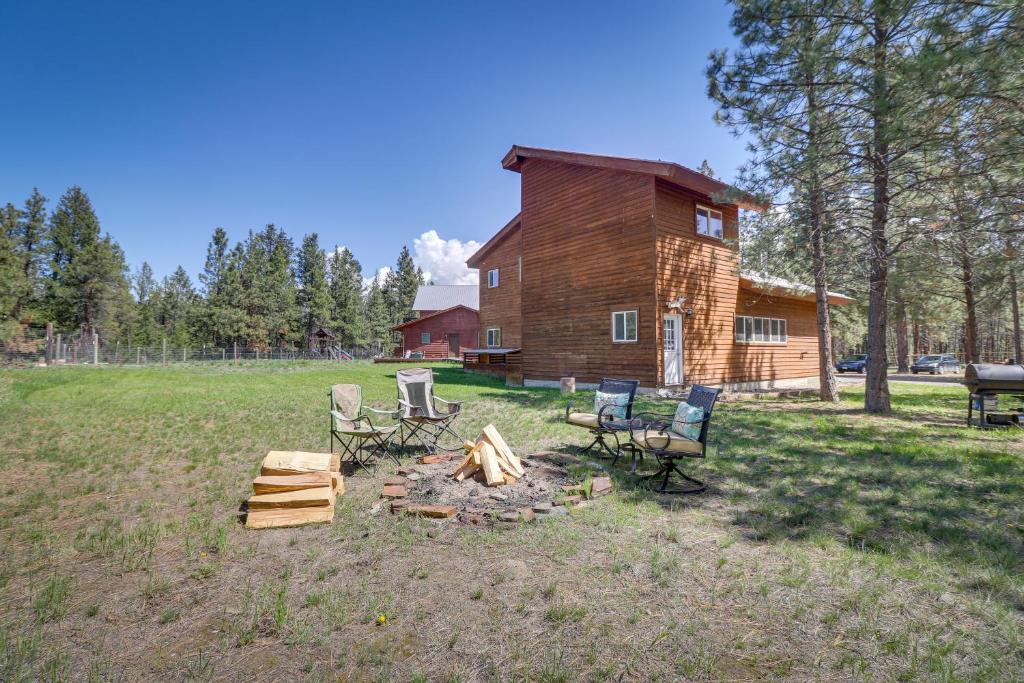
[183,347,187,362]
[137,347,141,365]
[92,332,99,365]
[256,348,259,361]
[234,341,238,361]
[221,348,225,361]
[45,323,54,365]
[162,338,167,366]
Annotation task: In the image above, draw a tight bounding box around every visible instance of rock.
[468,488,479,497]
[498,508,535,524]
[405,472,422,481]
[426,527,442,539]
[397,466,417,475]
[590,476,613,497]
[381,484,408,499]
[390,500,410,514]
[527,481,536,488]
[383,476,408,487]
[489,492,508,502]
[556,494,582,506]
[541,505,568,518]
[532,502,554,514]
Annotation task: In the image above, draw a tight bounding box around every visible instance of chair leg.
[640,456,705,494]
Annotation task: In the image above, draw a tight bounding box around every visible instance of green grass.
[0,361,1021,680]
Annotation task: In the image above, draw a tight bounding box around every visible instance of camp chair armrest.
[364,406,402,418]
[331,409,369,426]
[434,396,461,415]
[397,398,424,418]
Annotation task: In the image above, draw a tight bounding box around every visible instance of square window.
[488,269,499,288]
[420,332,431,344]
[486,328,501,347]
[697,205,724,239]
[612,311,638,343]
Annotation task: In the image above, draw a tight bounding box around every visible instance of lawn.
[0,362,1021,681]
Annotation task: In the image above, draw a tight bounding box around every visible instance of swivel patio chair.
[629,384,721,493]
[395,368,463,453]
[564,378,640,459]
[329,384,402,474]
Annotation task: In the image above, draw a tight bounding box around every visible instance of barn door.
[663,314,683,385]
[447,333,460,359]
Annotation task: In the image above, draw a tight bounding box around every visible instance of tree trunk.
[894,299,909,372]
[1010,266,1023,364]
[864,12,891,413]
[958,232,979,364]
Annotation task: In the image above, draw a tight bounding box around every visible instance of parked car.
[836,354,868,373]
[910,354,961,375]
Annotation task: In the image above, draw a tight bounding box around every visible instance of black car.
[911,354,961,375]
[836,354,868,373]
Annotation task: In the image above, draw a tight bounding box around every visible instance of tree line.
[708,0,1024,412]
[0,186,423,351]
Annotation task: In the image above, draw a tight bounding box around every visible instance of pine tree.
[364,275,392,353]
[697,160,717,179]
[132,262,162,345]
[12,189,48,319]
[296,233,333,345]
[160,266,197,346]
[198,227,230,344]
[46,186,131,336]
[384,245,422,324]
[0,204,24,335]
[328,247,366,348]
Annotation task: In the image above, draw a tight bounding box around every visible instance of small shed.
[391,305,480,359]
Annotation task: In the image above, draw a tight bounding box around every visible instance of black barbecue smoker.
[963,364,1024,428]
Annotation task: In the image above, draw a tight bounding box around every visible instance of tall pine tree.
[296,233,333,345]
[328,246,366,348]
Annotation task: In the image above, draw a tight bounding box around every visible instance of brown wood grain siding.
[398,307,481,359]
[476,223,522,347]
[653,181,743,385]
[519,159,659,385]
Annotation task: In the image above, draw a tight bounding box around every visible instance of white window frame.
[612,310,638,343]
[696,204,724,240]
[486,328,501,347]
[518,256,522,281]
[420,332,431,344]
[735,315,787,344]
[488,268,499,288]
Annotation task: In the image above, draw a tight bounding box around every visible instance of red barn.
[391,285,480,359]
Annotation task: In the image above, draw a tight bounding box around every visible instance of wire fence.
[0,324,382,367]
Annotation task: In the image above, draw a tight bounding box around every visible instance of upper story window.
[486,328,501,347]
[612,310,638,343]
[488,269,499,288]
[696,205,724,240]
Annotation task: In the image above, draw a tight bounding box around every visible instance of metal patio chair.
[329,383,402,474]
[629,384,721,493]
[395,368,463,453]
[564,378,640,459]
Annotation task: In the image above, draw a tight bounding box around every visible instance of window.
[696,205,724,239]
[735,315,787,343]
[486,328,501,347]
[488,269,499,288]
[612,310,638,343]
[518,256,522,281]
[420,332,431,344]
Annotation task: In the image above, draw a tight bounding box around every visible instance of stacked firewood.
[452,424,525,486]
[245,451,344,529]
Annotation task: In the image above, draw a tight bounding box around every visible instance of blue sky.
[0,1,747,285]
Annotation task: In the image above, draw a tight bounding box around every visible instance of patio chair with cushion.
[329,384,402,474]
[629,384,721,493]
[564,378,640,458]
[395,368,463,453]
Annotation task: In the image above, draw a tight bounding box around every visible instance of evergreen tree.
[0,204,24,335]
[364,275,392,353]
[132,262,162,345]
[160,266,197,346]
[697,160,717,179]
[384,245,422,324]
[12,189,48,319]
[296,233,333,345]
[239,225,298,347]
[46,186,131,336]
[198,227,231,344]
[328,246,366,348]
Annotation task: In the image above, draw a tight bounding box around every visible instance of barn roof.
[412,284,479,312]
[391,304,479,331]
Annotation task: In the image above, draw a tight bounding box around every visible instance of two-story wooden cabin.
[466,145,851,391]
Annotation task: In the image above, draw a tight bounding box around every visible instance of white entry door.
[663,314,683,385]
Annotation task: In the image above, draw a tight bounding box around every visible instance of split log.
[482,424,524,476]
[248,486,334,510]
[260,450,339,476]
[404,504,458,518]
[245,506,334,529]
[478,443,504,486]
[253,471,332,495]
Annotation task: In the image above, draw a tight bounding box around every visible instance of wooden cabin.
[466,145,852,391]
[391,285,480,359]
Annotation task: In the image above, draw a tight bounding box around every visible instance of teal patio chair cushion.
[671,403,704,441]
[594,390,629,421]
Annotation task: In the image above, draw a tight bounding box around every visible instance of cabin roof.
[739,271,854,305]
[411,284,479,311]
[465,213,521,268]
[501,145,765,211]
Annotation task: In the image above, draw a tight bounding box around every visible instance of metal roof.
[412,284,479,312]
[739,271,854,305]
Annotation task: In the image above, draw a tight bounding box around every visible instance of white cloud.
[362,266,391,291]
[412,230,481,285]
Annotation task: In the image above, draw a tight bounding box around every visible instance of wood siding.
[476,224,523,348]
[654,179,817,384]
[519,159,658,385]
[396,307,480,360]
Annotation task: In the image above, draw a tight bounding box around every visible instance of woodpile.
[245,451,344,529]
[452,424,524,487]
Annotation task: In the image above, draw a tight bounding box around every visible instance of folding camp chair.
[395,368,463,453]
[329,384,402,474]
[564,378,640,459]
[629,384,721,493]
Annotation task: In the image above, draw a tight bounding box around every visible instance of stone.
[426,527,442,539]
[590,476,613,497]
[541,505,568,518]
[556,494,582,506]
[532,502,554,514]
[383,476,408,487]
[489,492,508,502]
[405,472,422,481]
[404,504,458,519]
[397,466,417,475]
[381,484,408,499]
[560,377,576,394]
[390,500,410,514]
[498,508,535,524]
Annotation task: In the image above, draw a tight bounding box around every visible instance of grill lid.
[963,363,1024,392]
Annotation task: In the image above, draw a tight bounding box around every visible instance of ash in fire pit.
[405,451,577,513]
